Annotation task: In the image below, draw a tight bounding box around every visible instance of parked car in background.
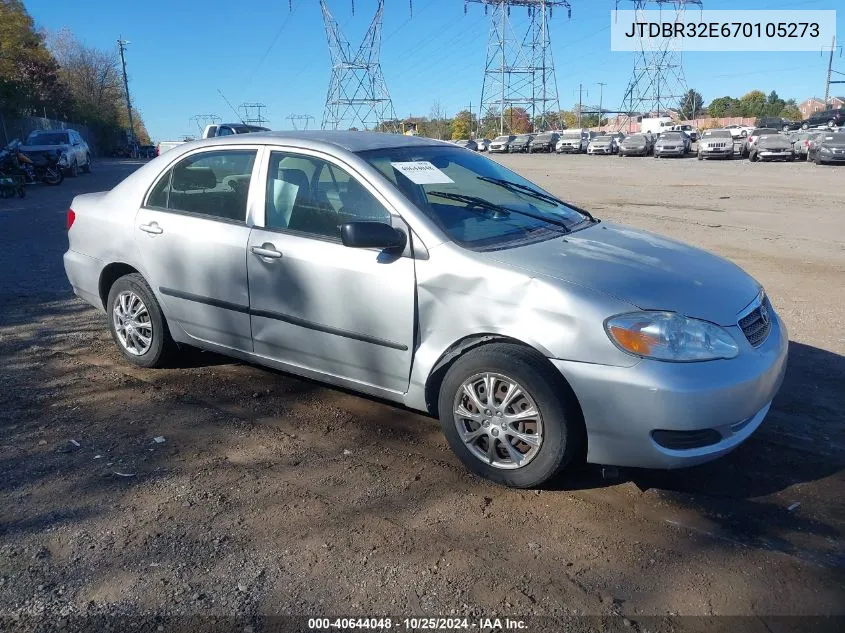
[741,128,779,157]
[618,134,653,157]
[667,124,699,142]
[453,139,478,151]
[801,108,845,130]
[724,124,754,139]
[22,129,91,177]
[807,132,845,165]
[587,135,619,155]
[787,131,815,159]
[653,131,690,157]
[63,130,787,488]
[138,145,157,159]
[476,138,491,152]
[697,129,735,160]
[509,134,534,153]
[155,124,271,156]
[749,134,794,162]
[756,117,801,132]
[488,135,515,153]
[528,132,559,153]
[556,129,592,154]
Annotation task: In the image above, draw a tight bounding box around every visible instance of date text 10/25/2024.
[308,617,527,631]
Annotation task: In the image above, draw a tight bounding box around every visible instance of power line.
[117,38,134,145]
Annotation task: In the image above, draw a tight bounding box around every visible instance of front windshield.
[493,135,511,142]
[703,130,731,138]
[561,131,582,137]
[624,135,646,143]
[594,136,612,142]
[535,133,554,141]
[24,132,69,145]
[660,133,683,140]
[358,145,592,250]
[822,133,845,142]
[516,135,532,141]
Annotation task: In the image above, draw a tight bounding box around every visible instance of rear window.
[751,128,778,136]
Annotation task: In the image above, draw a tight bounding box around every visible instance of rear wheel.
[106,273,175,368]
[43,167,64,186]
[68,159,79,177]
[801,122,809,130]
[697,151,703,160]
[438,343,584,488]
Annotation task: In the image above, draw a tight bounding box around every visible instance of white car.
[21,129,91,177]
[587,135,618,155]
[724,124,755,139]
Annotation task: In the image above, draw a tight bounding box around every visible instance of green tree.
[559,110,578,129]
[707,96,741,118]
[678,89,704,120]
[0,0,68,118]
[503,107,531,133]
[738,90,767,117]
[450,109,473,140]
[780,100,801,121]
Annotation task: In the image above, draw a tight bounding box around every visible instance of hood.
[481,222,760,326]
[21,144,70,153]
[821,142,845,149]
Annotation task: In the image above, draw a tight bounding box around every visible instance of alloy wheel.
[453,372,543,470]
[112,290,153,356]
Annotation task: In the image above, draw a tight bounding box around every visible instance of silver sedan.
[64,132,787,488]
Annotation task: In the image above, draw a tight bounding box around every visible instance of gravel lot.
[0,155,843,632]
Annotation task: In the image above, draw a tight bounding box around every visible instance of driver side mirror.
[340,222,406,251]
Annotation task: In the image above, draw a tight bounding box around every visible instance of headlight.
[56,150,69,166]
[821,147,832,153]
[605,312,739,362]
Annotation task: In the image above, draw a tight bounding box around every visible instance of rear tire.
[106,273,176,369]
[438,343,584,489]
[68,159,79,177]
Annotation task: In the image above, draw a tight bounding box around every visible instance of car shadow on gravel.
[545,339,845,567]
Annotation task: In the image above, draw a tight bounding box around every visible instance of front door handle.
[251,243,282,259]
[139,222,163,235]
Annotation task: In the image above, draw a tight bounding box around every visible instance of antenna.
[217,89,246,123]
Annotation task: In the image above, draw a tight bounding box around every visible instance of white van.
[639,117,674,136]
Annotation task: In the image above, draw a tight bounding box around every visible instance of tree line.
[378,88,805,141]
[0,0,150,147]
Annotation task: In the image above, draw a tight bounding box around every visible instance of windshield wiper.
[476,176,597,223]
[427,191,570,232]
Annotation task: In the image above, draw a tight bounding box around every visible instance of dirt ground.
[0,156,843,632]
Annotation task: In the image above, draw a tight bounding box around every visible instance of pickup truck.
[156,123,270,156]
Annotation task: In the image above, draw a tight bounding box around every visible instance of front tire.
[107,273,175,368]
[68,159,79,178]
[438,343,583,488]
[81,155,91,173]
[43,167,64,186]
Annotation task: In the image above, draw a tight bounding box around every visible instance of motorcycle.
[2,139,64,186]
[0,141,27,198]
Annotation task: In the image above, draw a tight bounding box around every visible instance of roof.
[181,130,448,153]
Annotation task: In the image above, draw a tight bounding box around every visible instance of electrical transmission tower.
[287,114,315,130]
[466,1,570,135]
[320,0,399,131]
[190,114,221,133]
[239,103,269,127]
[615,0,702,130]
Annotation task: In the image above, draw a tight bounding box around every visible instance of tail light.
[66,209,76,230]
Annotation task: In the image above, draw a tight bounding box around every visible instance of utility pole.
[823,36,844,106]
[117,38,135,151]
[597,82,607,130]
[577,83,585,128]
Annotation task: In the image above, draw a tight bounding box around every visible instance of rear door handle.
[251,244,282,259]
[139,222,163,235]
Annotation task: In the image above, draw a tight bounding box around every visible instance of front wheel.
[81,155,91,173]
[801,122,809,130]
[107,273,176,368]
[697,152,703,160]
[438,343,584,488]
[42,167,64,185]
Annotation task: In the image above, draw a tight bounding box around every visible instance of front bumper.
[620,147,648,156]
[552,312,788,469]
[758,150,794,161]
[700,147,733,158]
[818,152,845,162]
[655,147,685,156]
[588,147,614,154]
[557,146,582,153]
[488,146,508,153]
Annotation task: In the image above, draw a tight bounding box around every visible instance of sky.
[23,0,844,142]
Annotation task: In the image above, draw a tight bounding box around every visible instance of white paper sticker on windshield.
[390,161,454,184]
